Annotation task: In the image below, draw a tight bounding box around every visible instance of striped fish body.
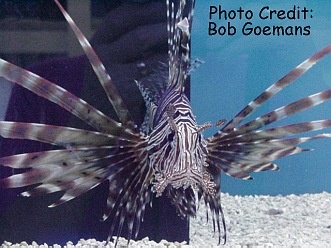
[148,86,214,197]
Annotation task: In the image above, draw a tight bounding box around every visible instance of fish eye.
[198,134,202,143]
[167,131,175,142]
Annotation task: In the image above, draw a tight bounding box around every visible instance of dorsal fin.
[167,0,196,90]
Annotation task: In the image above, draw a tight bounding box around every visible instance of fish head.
[148,93,216,197]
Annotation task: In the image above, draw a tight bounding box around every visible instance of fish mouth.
[152,166,216,197]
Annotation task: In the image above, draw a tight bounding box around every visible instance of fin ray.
[54,0,134,128]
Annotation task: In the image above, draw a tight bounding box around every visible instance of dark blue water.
[192,0,331,196]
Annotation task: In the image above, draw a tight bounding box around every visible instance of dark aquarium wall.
[0,0,188,246]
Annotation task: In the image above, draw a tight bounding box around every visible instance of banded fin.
[0,120,150,244]
[135,62,168,134]
[102,141,153,243]
[222,45,331,133]
[0,1,154,244]
[208,134,330,179]
[135,63,168,107]
[215,119,331,144]
[0,142,147,199]
[167,187,196,218]
[0,121,137,148]
[167,0,196,89]
[0,58,126,135]
[221,89,331,138]
[207,45,331,180]
[198,171,226,245]
[0,136,151,242]
[54,0,134,128]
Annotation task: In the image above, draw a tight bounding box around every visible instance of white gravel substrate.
[2,192,331,247]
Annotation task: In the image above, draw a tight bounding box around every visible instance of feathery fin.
[54,0,135,128]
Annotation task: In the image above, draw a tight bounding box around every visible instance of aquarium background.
[0,1,188,246]
[0,0,330,199]
[192,0,331,196]
[0,0,330,246]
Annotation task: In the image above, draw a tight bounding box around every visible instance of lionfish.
[0,0,330,246]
